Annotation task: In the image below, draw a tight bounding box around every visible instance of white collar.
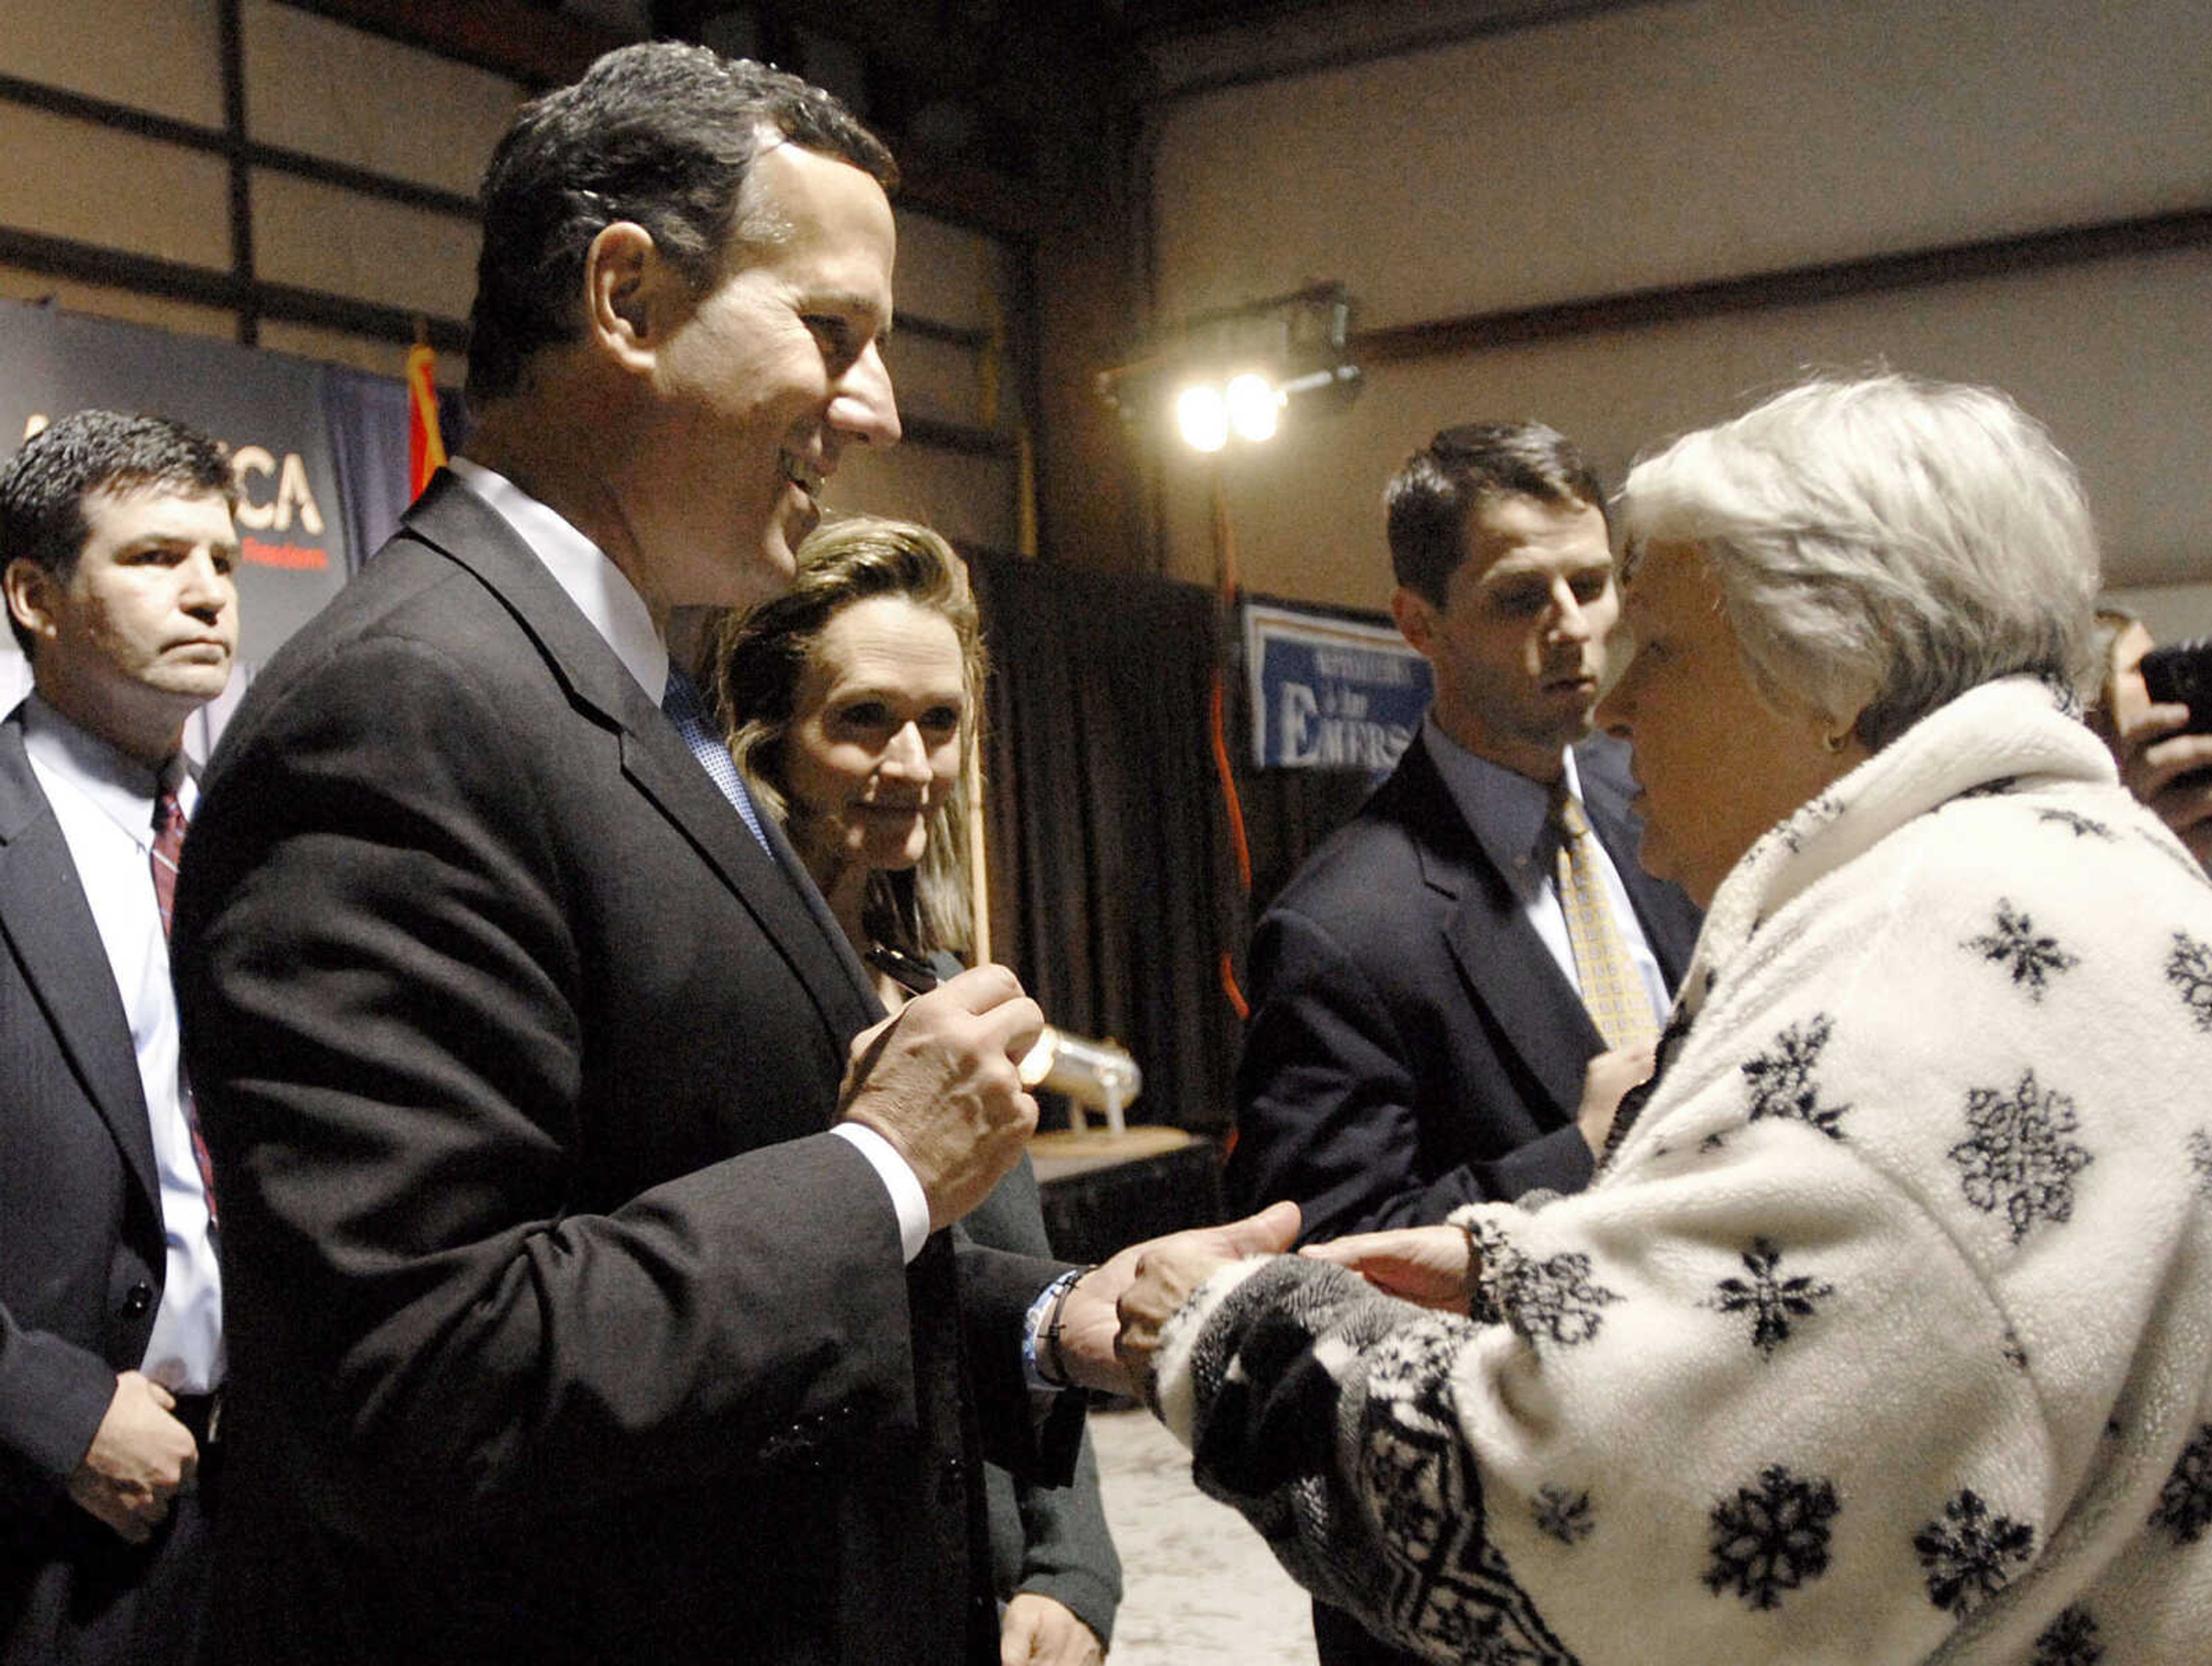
[1422,711,1579,874]
[1695,677,2112,992]
[21,691,190,845]
[446,457,668,702]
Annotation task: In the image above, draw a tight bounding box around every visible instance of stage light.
[1224,373,1281,443]
[1095,282,1361,457]
[1176,384,1229,453]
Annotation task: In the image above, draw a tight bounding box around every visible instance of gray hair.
[1617,373,2100,750]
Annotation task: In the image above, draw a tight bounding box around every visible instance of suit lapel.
[1393,737,1601,1124]
[0,711,162,1206]
[753,789,880,1001]
[399,476,877,1045]
[613,722,874,1030]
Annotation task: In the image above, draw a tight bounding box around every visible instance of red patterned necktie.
[152,788,218,1225]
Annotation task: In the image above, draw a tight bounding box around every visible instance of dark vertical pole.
[218,0,257,346]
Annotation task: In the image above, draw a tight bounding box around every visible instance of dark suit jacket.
[1226,730,1703,1244]
[0,705,189,1662]
[171,473,1073,1665]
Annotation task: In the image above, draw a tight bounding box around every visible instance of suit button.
[122,1283,154,1317]
[937,1455,965,1504]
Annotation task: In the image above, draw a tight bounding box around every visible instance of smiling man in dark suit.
[169,45,1096,1665]
[0,410,239,1664]
[1225,420,1703,1666]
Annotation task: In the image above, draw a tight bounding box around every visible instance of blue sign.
[0,299,445,748]
[1244,599,1432,772]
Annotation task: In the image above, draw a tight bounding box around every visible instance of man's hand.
[2116,699,2212,871]
[1301,1224,1477,1311]
[1054,1201,1301,1396]
[1001,1592,1104,1666]
[1577,1041,1657,1158]
[67,1371,199,1543]
[839,964,1044,1232]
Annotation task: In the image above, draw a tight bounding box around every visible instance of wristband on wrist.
[1028,1265,1096,1390]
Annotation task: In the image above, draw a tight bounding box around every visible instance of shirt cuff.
[830,1122,930,1264]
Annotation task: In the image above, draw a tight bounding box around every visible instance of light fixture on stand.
[1097,282,1362,454]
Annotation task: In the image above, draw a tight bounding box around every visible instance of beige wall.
[1144,0,2212,605]
[846,209,1022,550]
[0,0,1024,547]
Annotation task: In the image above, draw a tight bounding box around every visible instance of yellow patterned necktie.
[1553,787,1660,1050]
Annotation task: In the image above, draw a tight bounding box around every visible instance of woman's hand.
[1577,1041,1657,1158]
[1000,1593,1104,1666]
[1300,1225,1476,1311]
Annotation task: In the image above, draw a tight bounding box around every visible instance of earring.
[1822,730,1849,754]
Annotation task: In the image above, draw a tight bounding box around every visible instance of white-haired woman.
[1118,375,2212,1663]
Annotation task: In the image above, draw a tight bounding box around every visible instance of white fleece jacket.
[1160,680,2212,1665]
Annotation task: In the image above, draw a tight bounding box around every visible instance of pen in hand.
[865,943,941,996]
[839,945,938,1113]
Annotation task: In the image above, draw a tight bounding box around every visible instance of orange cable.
[1208,468,1253,1019]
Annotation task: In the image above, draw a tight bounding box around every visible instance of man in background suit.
[0,411,238,1664]
[171,45,1101,1665]
[1225,422,1703,1665]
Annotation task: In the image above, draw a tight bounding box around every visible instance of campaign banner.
[0,300,448,741]
[0,301,354,660]
[1243,597,1431,772]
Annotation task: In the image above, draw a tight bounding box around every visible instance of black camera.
[2139,638,2212,734]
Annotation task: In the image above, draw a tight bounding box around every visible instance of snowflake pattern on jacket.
[1913,1490,2036,1616]
[1156,681,2212,1664]
[1946,1069,2093,1243]
[2029,1603,2101,1665]
[1963,901,2078,1000]
[1703,1464,1840,1610]
[1704,1240,1834,1358]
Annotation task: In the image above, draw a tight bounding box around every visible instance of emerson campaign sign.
[1244,598,1432,773]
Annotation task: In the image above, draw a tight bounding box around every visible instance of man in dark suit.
[168,45,1092,1665]
[1224,422,1703,1665]
[0,411,240,1664]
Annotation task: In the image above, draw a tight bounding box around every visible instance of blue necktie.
[661,664,772,853]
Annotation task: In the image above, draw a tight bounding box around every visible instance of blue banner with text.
[1244,599,1431,773]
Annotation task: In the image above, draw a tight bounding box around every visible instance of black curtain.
[969,553,1378,1137]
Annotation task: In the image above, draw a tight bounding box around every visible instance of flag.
[405,342,447,500]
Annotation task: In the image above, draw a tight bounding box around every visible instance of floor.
[1089,1405,1320,1664]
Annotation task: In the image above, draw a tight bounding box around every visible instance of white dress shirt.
[22,694,224,1393]
[444,460,930,1263]
[1422,714,1670,1028]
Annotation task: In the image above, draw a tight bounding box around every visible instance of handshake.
[831,963,1486,1399]
[1061,1205,1488,1399]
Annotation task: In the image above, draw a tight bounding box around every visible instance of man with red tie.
[0,410,239,1664]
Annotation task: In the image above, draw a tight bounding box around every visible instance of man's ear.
[3,557,55,646]
[1391,586,1435,657]
[582,222,679,374]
